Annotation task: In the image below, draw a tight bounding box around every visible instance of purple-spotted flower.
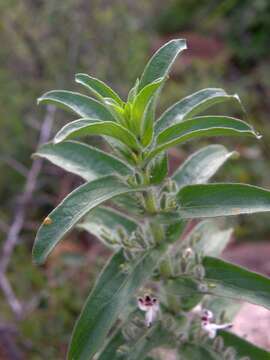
[201,309,233,339]
[137,295,159,327]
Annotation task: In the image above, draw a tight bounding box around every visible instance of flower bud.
[193,265,205,280]
[198,283,208,293]
[224,347,236,360]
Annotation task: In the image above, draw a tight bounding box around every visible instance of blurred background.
[0,1,270,358]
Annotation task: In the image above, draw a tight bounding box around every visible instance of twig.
[0,105,55,316]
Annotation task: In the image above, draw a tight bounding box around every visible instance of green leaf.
[127,78,140,103]
[97,328,125,360]
[147,152,168,185]
[141,97,156,147]
[204,297,242,322]
[183,221,233,257]
[172,145,236,189]
[32,176,136,264]
[167,222,232,311]
[34,141,132,181]
[54,119,141,151]
[68,245,168,360]
[132,78,164,134]
[77,206,138,245]
[167,256,270,310]
[146,116,258,162]
[177,183,270,219]
[220,330,270,360]
[75,73,123,105]
[203,256,270,310]
[125,323,173,360]
[179,343,221,359]
[138,39,187,91]
[37,90,115,120]
[155,88,242,135]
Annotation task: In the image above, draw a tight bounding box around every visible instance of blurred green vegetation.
[0,0,269,358]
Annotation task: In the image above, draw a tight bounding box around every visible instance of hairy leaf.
[220,330,270,360]
[75,73,123,105]
[54,119,141,151]
[179,343,221,359]
[203,256,270,310]
[155,88,241,135]
[138,39,187,91]
[34,141,132,181]
[132,77,164,134]
[172,145,236,188]
[33,176,136,264]
[177,183,270,218]
[77,207,138,245]
[146,116,258,161]
[38,90,115,120]
[183,221,233,257]
[68,245,168,360]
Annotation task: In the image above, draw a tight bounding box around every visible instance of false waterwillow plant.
[33,39,270,360]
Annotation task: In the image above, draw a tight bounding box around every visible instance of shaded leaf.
[203,256,270,310]
[77,206,138,245]
[68,245,169,360]
[179,343,221,359]
[220,330,270,360]
[34,141,132,181]
[172,145,236,188]
[147,152,168,185]
[183,221,233,257]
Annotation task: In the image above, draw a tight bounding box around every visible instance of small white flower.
[201,308,232,339]
[137,295,159,327]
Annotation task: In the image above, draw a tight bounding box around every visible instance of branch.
[0,105,55,315]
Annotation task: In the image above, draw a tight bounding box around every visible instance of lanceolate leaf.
[68,245,169,360]
[155,88,241,135]
[97,328,125,360]
[141,97,155,147]
[138,39,187,91]
[147,152,168,185]
[54,119,141,151]
[75,73,123,105]
[77,207,138,245]
[34,141,132,181]
[125,323,173,360]
[177,183,270,219]
[132,77,164,134]
[172,145,236,188]
[220,330,270,360]
[32,176,137,264]
[146,116,258,161]
[183,221,233,257]
[203,256,270,310]
[38,90,115,120]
